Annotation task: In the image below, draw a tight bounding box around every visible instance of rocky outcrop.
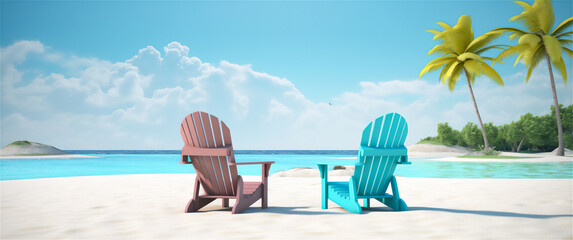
[0,141,69,156]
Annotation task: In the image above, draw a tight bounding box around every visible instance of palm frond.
[427,30,442,36]
[419,57,456,79]
[475,45,511,54]
[554,31,573,39]
[493,43,530,65]
[438,62,454,84]
[552,56,568,84]
[551,17,573,36]
[466,31,504,53]
[447,63,463,91]
[523,43,543,66]
[477,61,504,86]
[510,32,527,40]
[510,0,554,34]
[463,59,483,76]
[482,57,504,64]
[436,15,474,55]
[535,0,555,34]
[525,44,544,82]
[513,0,532,9]
[464,60,504,86]
[491,27,529,35]
[437,22,452,31]
[428,45,457,56]
[458,52,484,62]
[518,33,542,46]
[563,47,573,59]
[559,39,573,46]
[514,51,526,67]
[542,35,563,63]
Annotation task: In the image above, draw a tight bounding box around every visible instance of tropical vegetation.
[419,104,573,153]
[490,0,572,156]
[420,15,508,151]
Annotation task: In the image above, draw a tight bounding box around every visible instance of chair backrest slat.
[180,112,239,196]
[209,114,234,196]
[221,121,239,193]
[191,112,219,194]
[201,112,226,194]
[354,113,408,197]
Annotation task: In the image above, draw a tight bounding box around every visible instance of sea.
[1,150,572,180]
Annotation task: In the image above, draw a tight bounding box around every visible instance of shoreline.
[0,154,97,159]
[1,150,570,163]
[2,174,571,239]
[419,152,573,163]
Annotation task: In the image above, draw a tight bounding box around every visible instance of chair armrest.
[231,161,274,179]
[317,164,328,179]
[398,157,412,164]
[230,161,274,166]
[181,145,232,157]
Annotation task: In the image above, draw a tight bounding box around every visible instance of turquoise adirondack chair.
[318,112,410,214]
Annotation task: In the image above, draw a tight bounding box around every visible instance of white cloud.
[1,40,571,150]
[1,40,44,65]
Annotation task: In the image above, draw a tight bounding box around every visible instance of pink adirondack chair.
[179,111,274,214]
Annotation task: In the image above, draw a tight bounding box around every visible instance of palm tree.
[491,0,572,156]
[420,15,507,150]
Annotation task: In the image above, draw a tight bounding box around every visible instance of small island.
[0,141,93,159]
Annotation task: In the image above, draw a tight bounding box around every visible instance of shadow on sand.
[192,206,347,215]
[409,207,573,219]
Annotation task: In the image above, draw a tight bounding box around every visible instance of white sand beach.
[1,174,571,239]
[1,146,572,239]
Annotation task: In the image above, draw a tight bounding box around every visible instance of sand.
[1,173,572,239]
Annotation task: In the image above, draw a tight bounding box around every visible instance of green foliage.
[483,123,501,147]
[551,104,573,149]
[461,122,483,149]
[420,105,573,152]
[501,121,526,152]
[437,122,462,145]
[478,145,501,156]
[417,136,442,145]
[7,141,32,146]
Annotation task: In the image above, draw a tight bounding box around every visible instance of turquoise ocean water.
[1,150,571,180]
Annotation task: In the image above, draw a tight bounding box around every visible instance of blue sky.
[1,0,572,150]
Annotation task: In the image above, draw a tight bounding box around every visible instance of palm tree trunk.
[545,54,565,156]
[516,137,525,153]
[464,69,490,150]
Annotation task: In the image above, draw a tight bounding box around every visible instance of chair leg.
[186,198,215,212]
[318,164,328,209]
[261,183,268,209]
[222,198,229,208]
[185,177,215,212]
[232,177,264,214]
[376,176,408,211]
[363,198,370,208]
[261,163,271,209]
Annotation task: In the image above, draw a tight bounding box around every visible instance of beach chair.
[318,112,410,214]
[179,111,274,214]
